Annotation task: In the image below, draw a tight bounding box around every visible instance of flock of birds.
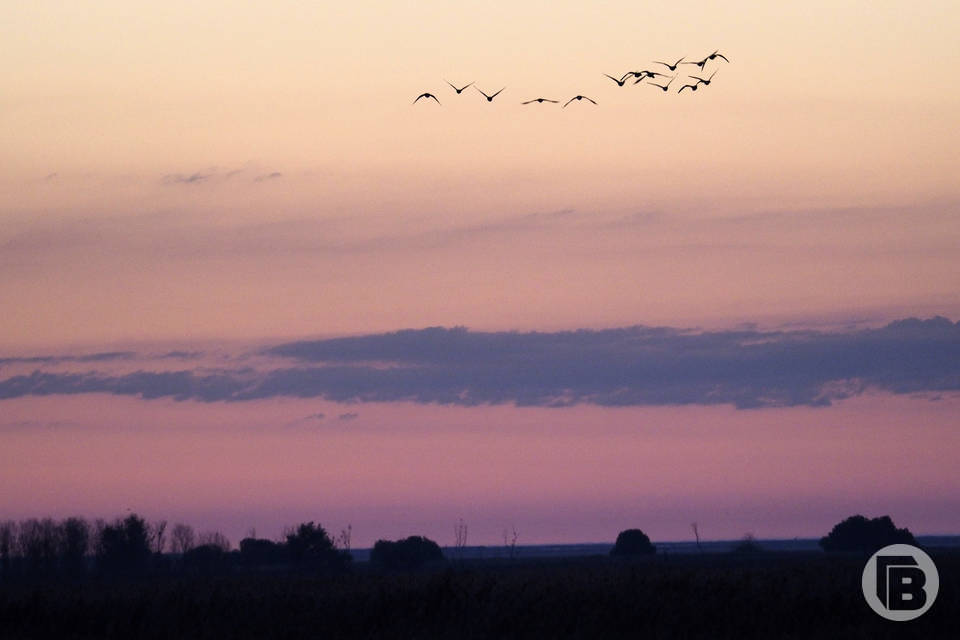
[413,50,729,106]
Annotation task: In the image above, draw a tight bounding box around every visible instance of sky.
[1,1,959,547]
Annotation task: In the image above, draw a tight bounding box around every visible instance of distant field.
[2,550,956,639]
[360,535,960,562]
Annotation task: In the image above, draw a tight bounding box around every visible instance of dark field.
[1,551,957,639]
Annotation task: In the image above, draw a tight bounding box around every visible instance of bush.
[370,536,444,571]
[97,514,152,574]
[239,538,288,567]
[285,522,351,572]
[731,534,762,553]
[182,544,231,574]
[610,529,656,556]
[819,514,917,553]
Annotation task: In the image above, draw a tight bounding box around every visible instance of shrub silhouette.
[611,529,656,556]
[182,543,230,574]
[819,514,917,553]
[97,514,152,574]
[285,522,351,572]
[370,535,443,570]
[731,533,762,554]
[239,537,288,567]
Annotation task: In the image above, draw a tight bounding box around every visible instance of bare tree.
[503,526,518,560]
[198,530,231,551]
[59,517,90,575]
[18,518,59,574]
[171,523,195,555]
[335,524,352,553]
[151,520,168,555]
[0,520,16,577]
[691,522,702,553]
[454,518,468,561]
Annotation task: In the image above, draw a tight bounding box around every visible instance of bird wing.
[413,94,425,104]
[445,80,457,91]
[429,94,441,104]
[604,74,620,82]
[716,54,729,62]
[690,76,706,83]
[474,86,490,99]
[583,96,597,104]
[491,87,505,99]
[652,61,670,68]
[522,99,535,105]
[562,97,575,108]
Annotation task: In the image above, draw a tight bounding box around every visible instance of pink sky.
[1,2,958,546]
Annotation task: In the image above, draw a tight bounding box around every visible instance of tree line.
[0,511,919,581]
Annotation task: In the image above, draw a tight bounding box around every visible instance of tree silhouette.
[611,529,656,556]
[819,515,917,552]
[97,514,152,574]
[171,523,195,555]
[285,522,350,572]
[370,536,443,571]
[59,517,90,576]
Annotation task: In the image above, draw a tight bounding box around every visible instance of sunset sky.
[1,2,958,547]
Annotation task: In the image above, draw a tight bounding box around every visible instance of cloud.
[162,171,214,185]
[254,172,283,182]
[0,351,134,367]
[0,317,957,409]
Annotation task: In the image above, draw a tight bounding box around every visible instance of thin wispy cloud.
[0,317,957,409]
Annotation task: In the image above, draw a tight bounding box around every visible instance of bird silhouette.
[563,95,597,107]
[677,82,699,93]
[647,76,675,92]
[475,86,505,102]
[632,70,669,84]
[445,80,474,94]
[653,57,685,71]
[604,74,628,86]
[522,97,559,104]
[690,70,718,86]
[682,56,710,72]
[413,93,441,105]
[707,50,730,63]
[620,71,648,82]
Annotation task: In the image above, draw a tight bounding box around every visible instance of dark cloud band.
[1,317,957,409]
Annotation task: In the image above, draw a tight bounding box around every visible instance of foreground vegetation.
[1,550,957,639]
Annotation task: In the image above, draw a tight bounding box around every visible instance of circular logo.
[862,544,939,621]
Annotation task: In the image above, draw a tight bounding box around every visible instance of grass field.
[1,550,956,639]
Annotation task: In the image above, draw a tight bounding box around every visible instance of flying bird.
[413,92,441,105]
[522,97,559,104]
[562,95,597,107]
[707,50,730,63]
[691,70,718,86]
[677,82,699,93]
[653,57,685,71]
[475,86,505,102]
[647,76,675,92]
[445,80,474,94]
[632,70,669,84]
[604,74,628,86]
[620,71,648,82]
[682,56,710,72]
